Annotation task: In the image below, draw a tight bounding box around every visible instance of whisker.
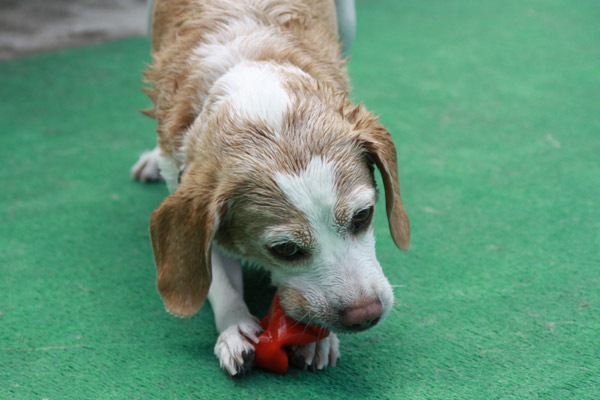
[302,314,317,330]
[289,311,311,330]
[299,314,320,338]
[387,305,402,318]
[289,311,307,324]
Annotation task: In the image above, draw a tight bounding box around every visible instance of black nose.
[339,298,383,331]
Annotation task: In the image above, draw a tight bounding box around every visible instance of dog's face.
[214,143,391,332]
[235,154,394,333]
[149,66,410,331]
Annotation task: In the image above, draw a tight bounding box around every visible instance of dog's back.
[150,0,339,52]
[143,0,348,158]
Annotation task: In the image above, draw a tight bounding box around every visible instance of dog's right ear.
[149,173,221,317]
[343,102,410,251]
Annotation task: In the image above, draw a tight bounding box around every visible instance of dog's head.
[149,62,409,332]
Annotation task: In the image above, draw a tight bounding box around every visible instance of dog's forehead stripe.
[274,156,338,227]
[274,157,378,228]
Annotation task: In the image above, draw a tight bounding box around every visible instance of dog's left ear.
[348,105,410,251]
[149,167,224,317]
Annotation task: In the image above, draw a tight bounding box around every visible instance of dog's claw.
[288,333,340,371]
[214,319,263,377]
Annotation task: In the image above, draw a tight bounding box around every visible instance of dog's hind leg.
[131,146,163,183]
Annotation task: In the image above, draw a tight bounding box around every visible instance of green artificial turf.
[1,0,599,398]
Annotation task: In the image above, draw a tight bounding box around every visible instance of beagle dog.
[131,0,409,376]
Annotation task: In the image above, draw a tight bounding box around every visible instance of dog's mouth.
[278,286,385,334]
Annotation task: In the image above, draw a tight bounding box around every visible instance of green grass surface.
[1,0,599,398]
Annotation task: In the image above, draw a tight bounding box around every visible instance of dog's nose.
[339,298,383,331]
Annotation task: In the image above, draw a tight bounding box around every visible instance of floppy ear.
[350,106,410,251]
[149,177,220,317]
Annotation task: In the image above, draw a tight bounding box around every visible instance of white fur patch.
[274,156,338,226]
[209,62,292,134]
[188,16,310,134]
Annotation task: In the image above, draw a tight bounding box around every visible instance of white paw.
[214,318,263,376]
[288,332,340,371]
[131,147,163,182]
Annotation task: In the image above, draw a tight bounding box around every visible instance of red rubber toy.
[253,293,330,373]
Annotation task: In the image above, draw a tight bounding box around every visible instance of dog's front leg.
[208,247,263,376]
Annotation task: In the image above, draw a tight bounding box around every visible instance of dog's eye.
[351,206,374,234]
[268,242,306,261]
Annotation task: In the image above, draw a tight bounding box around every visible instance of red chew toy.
[253,293,329,373]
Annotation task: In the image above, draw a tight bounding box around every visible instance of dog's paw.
[131,148,163,182]
[214,318,263,377]
[288,332,340,371]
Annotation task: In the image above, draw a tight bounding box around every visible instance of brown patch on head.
[199,70,409,262]
[214,184,315,262]
[177,104,307,263]
[278,75,409,249]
